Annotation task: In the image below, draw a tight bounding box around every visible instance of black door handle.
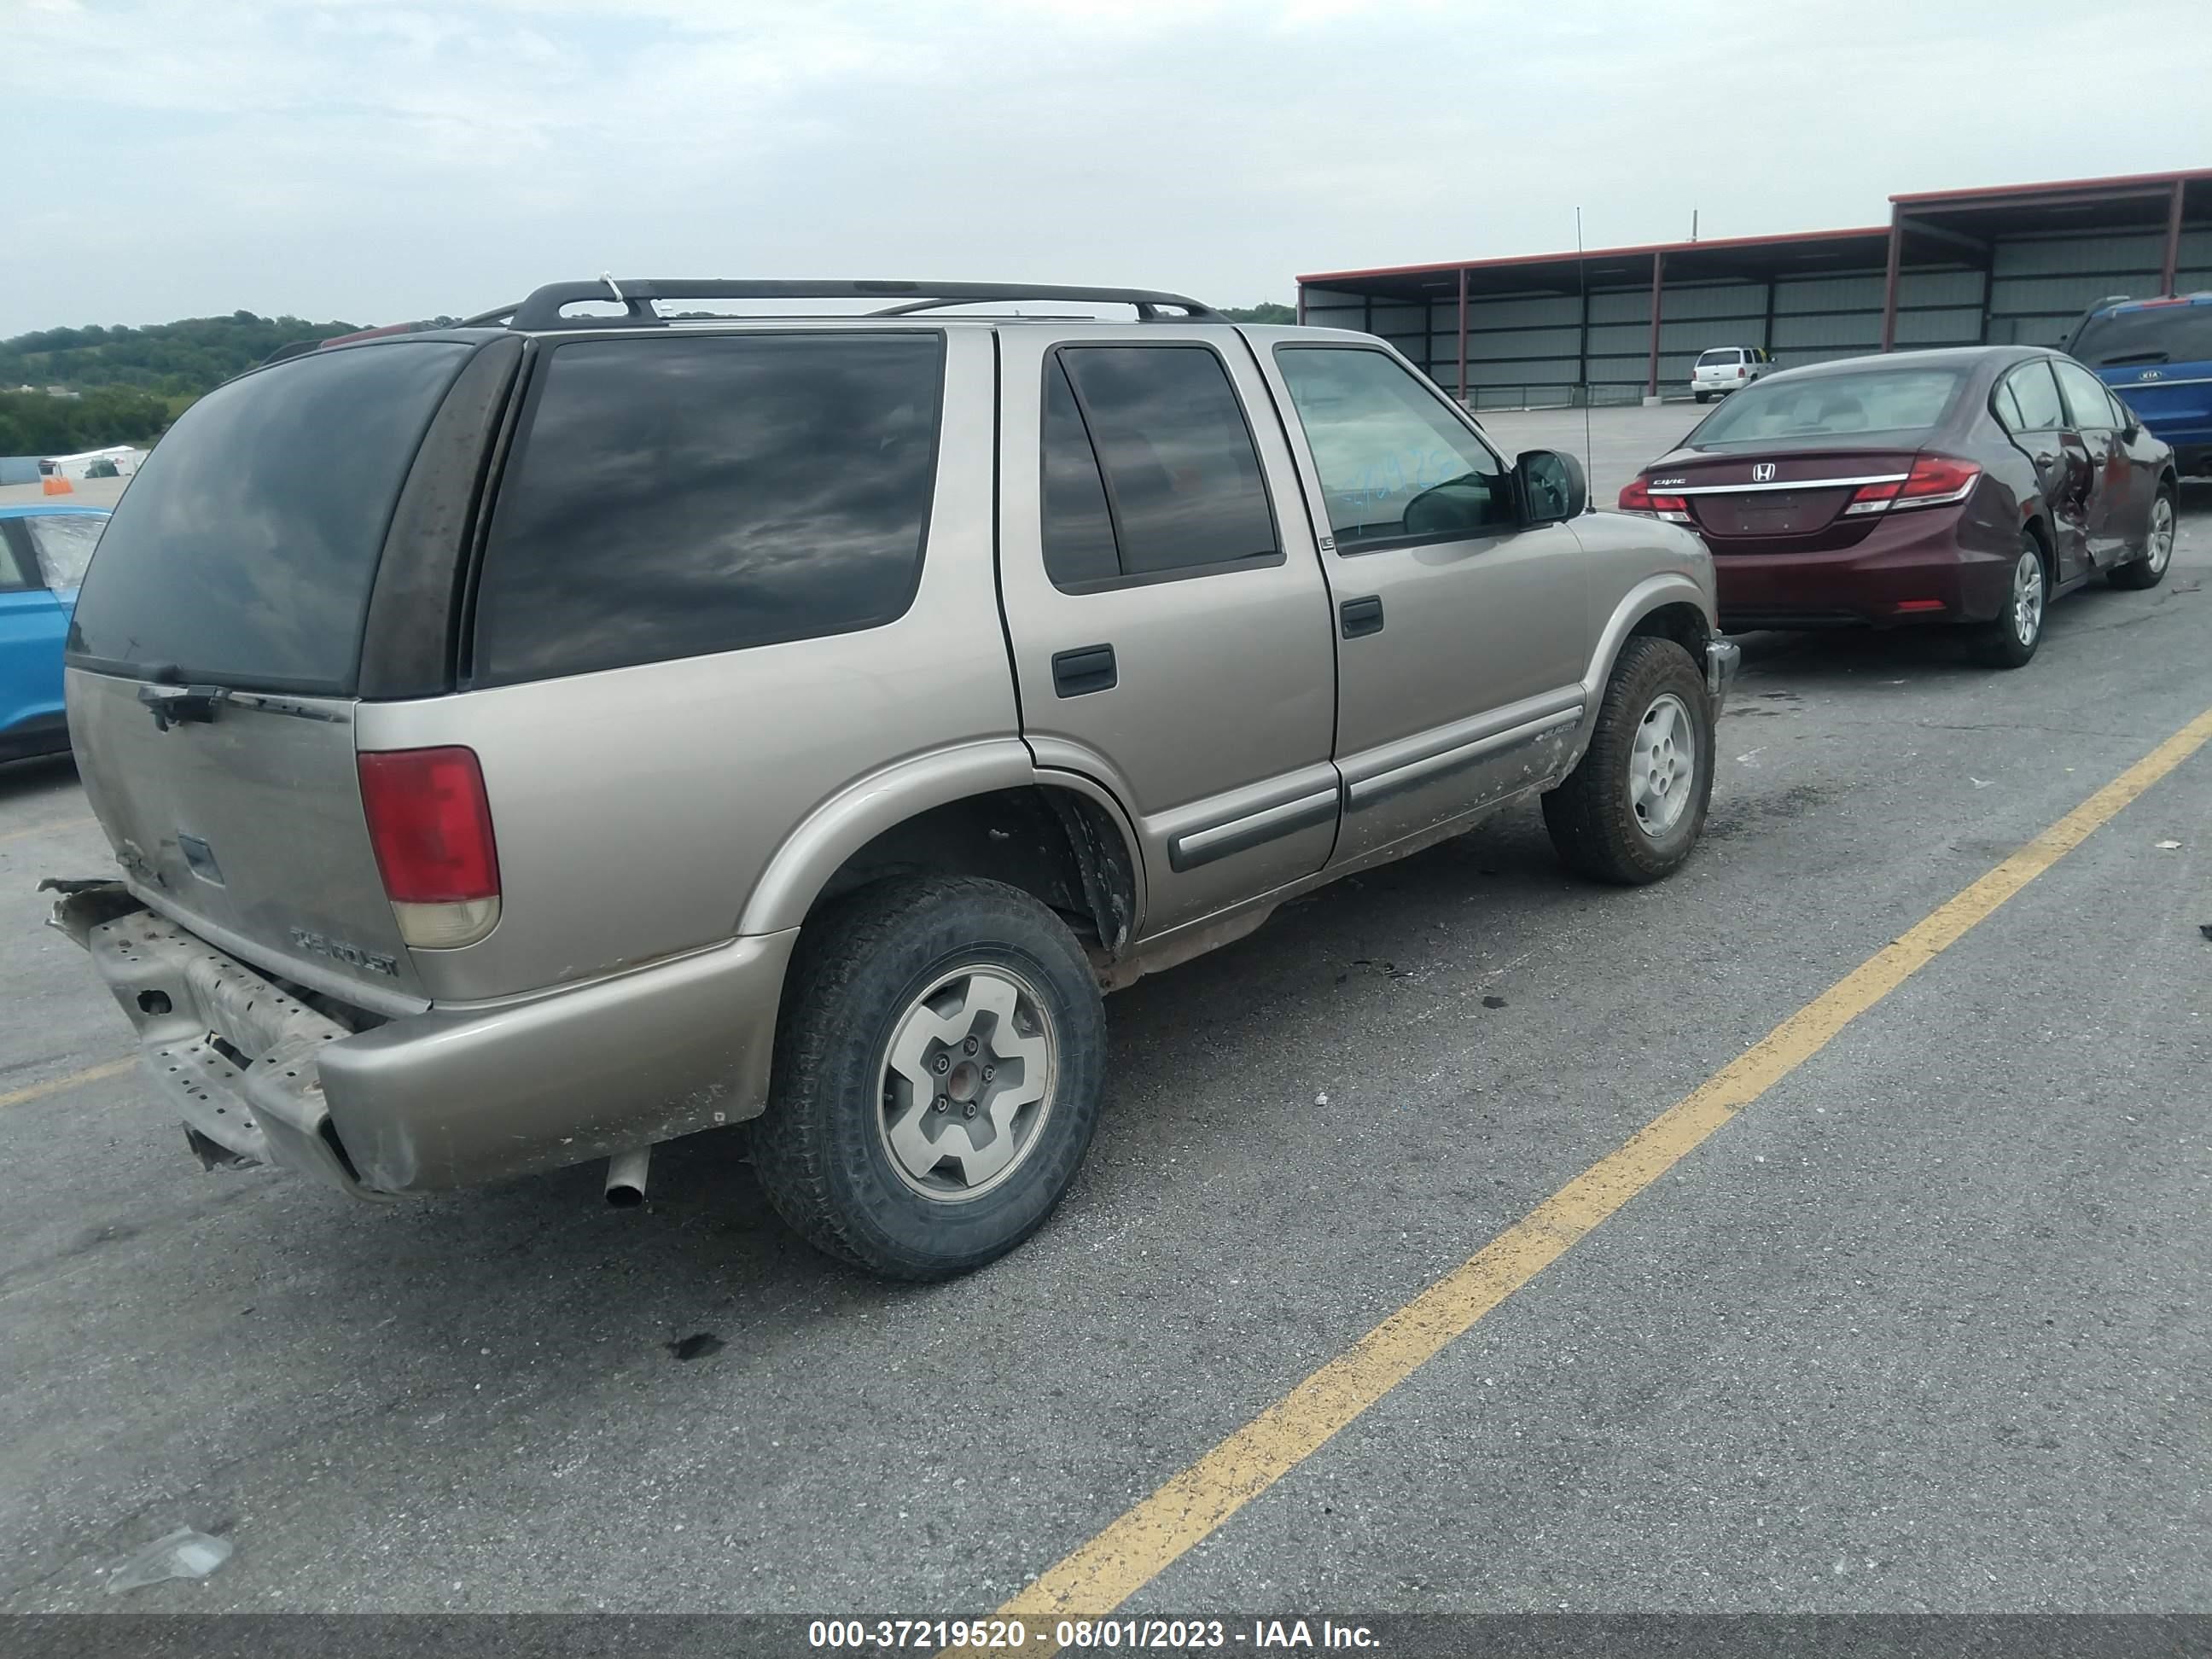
[1340,596,1385,638]
[1052,643,1118,697]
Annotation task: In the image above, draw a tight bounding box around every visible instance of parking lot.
[3,405,2209,1617]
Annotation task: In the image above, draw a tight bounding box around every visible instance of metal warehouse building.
[1296,167,2212,409]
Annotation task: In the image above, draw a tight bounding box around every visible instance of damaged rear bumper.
[49,882,797,1197]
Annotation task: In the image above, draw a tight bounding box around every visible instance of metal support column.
[1295,286,1307,327]
[1577,276,1592,400]
[1644,252,1665,400]
[1456,267,1469,405]
[1880,211,1903,352]
[2162,178,2186,295]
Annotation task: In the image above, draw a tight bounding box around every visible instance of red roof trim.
[1298,224,1890,287]
[1889,166,2212,205]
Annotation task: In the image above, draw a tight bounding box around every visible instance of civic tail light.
[358,747,502,949]
[1895,453,1981,509]
[1619,478,1692,523]
[1843,454,1981,516]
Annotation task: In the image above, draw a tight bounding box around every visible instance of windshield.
[2069,303,2212,367]
[1689,366,1965,445]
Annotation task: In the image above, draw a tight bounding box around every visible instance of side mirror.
[1516,448,1587,526]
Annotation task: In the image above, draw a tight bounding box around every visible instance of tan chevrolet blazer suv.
[46,279,1739,1279]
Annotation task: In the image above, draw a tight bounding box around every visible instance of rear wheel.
[1542,636,1714,885]
[753,876,1105,1280]
[2109,488,2176,590]
[1694,391,1711,405]
[1970,533,2047,668]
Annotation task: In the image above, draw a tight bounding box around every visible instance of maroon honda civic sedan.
[1619,346,2179,667]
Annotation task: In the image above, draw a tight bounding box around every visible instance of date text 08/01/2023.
[805,1617,1382,1650]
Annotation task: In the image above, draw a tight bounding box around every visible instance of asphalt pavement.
[1,413,2207,1615]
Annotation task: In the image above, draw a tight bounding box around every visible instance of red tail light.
[1843,455,1980,516]
[1895,454,1981,508]
[358,747,502,948]
[1618,479,1691,522]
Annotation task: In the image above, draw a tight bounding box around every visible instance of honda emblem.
[1751,463,1777,483]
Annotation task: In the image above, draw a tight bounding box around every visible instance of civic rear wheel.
[2110,489,2175,591]
[1970,534,2046,669]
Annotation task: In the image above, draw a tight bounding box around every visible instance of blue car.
[2069,292,2212,479]
[0,504,109,762]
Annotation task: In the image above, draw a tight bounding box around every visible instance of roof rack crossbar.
[506,280,1219,331]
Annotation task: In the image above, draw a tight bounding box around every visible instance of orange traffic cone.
[42,473,74,496]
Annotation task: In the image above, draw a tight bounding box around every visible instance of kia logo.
[1752,463,1777,483]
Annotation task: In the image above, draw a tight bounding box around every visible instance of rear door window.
[2053,359,2120,434]
[1040,344,1280,586]
[1039,358,1124,589]
[0,523,37,591]
[67,341,473,692]
[2004,361,2067,432]
[472,332,945,685]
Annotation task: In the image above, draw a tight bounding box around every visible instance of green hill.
[0,310,376,401]
[0,310,381,455]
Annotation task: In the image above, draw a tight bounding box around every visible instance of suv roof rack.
[492,279,1220,333]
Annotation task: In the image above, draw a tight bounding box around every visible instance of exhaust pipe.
[604,1147,651,1208]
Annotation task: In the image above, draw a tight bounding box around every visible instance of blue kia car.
[0,504,108,762]
[2069,292,2212,478]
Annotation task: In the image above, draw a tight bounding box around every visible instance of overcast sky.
[6,0,2209,336]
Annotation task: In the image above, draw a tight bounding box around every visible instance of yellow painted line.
[979,703,2212,1645]
[0,813,95,847]
[0,1057,136,1111]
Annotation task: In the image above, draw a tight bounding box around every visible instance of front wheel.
[752,876,1106,1280]
[1970,534,2047,668]
[1542,636,1715,885]
[2109,489,2176,590]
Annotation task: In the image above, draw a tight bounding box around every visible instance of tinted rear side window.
[67,341,471,693]
[1040,357,1122,589]
[1053,346,1279,581]
[473,332,943,685]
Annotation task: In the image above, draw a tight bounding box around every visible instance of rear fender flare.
[1563,573,1713,771]
[736,740,1039,937]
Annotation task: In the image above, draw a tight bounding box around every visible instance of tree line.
[0,385,175,457]
[1,310,368,403]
